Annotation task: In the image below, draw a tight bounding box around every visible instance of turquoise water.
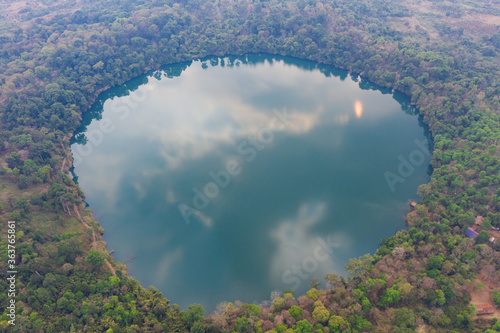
[71,55,431,312]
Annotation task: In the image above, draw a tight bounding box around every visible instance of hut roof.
[476,304,495,315]
[465,228,478,238]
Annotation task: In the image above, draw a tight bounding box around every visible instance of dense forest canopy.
[0,0,499,331]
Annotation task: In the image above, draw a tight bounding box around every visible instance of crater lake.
[71,55,432,312]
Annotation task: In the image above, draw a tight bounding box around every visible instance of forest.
[0,0,499,331]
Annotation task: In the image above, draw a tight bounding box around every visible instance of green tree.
[427,255,444,270]
[394,308,415,328]
[191,321,205,333]
[328,316,350,333]
[312,305,330,323]
[85,249,106,270]
[435,289,446,306]
[233,316,250,333]
[183,304,205,329]
[289,305,303,320]
[475,230,489,244]
[344,253,374,278]
[272,297,286,311]
[324,273,342,287]
[491,290,500,307]
[310,278,321,289]
[306,288,319,301]
[294,320,313,333]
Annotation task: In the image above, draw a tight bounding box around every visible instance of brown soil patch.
[468,273,500,320]
[478,14,500,25]
[415,325,431,333]
[489,229,500,239]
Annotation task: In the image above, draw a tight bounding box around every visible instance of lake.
[71,54,432,313]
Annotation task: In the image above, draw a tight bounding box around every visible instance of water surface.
[71,55,431,312]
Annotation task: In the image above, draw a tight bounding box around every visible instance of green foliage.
[475,230,490,244]
[312,305,330,323]
[328,316,350,333]
[310,278,321,290]
[183,304,205,329]
[344,254,373,278]
[275,324,288,333]
[294,320,313,333]
[380,284,401,306]
[233,316,250,333]
[191,321,205,333]
[492,290,500,307]
[109,276,120,286]
[272,297,286,311]
[306,288,319,301]
[435,290,446,306]
[85,249,106,270]
[361,297,370,314]
[394,308,415,329]
[427,254,444,271]
[324,274,342,286]
[289,305,303,320]
[242,303,261,317]
[354,316,370,330]
[474,283,484,290]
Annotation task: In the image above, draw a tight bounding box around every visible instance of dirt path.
[60,139,68,172]
[73,205,94,241]
[104,260,117,277]
[60,157,66,172]
[413,16,439,40]
[73,204,116,277]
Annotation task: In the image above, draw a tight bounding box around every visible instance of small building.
[490,237,496,243]
[475,216,484,225]
[476,304,495,316]
[410,201,417,208]
[465,227,478,239]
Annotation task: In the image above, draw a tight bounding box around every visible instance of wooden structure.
[475,216,484,225]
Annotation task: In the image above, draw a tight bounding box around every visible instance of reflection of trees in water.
[72,53,425,149]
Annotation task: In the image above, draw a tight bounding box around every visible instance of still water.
[71,55,431,312]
